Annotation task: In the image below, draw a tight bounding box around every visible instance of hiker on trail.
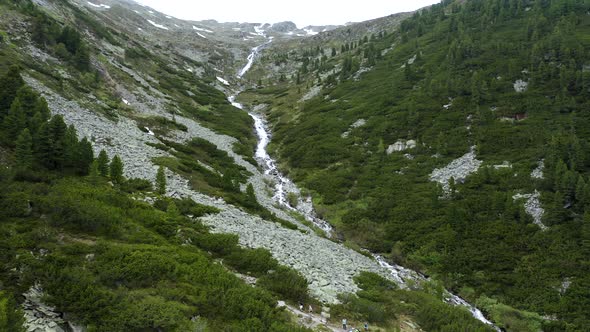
[308,304,313,313]
[364,322,369,331]
[342,318,347,330]
[299,302,304,311]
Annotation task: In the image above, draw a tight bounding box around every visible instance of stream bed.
[230,37,499,331]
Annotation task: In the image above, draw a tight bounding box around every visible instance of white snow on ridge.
[193,26,214,33]
[216,77,230,86]
[304,28,319,36]
[254,25,266,36]
[87,1,110,9]
[147,20,169,30]
[196,32,207,39]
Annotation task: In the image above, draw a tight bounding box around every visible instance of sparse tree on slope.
[109,155,124,184]
[156,165,167,195]
[97,150,110,177]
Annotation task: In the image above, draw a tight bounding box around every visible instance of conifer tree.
[109,155,124,184]
[245,183,258,208]
[2,101,27,145]
[63,125,78,169]
[156,165,167,195]
[0,66,24,120]
[48,115,67,169]
[76,138,94,175]
[15,128,33,171]
[166,201,180,219]
[97,150,110,177]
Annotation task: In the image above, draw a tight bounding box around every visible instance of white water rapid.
[230,38,499,331]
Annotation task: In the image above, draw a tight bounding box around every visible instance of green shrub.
[257,266,309,302]
[224,248,278,277]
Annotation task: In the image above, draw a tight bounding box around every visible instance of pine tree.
[76,138,94,175]
[109,155,124,184]
[2,101,27,145]
[96,150,110,177]
[73,45,90,71]
[0,66,25,120]
[166,201,180,219]
[63,125,78,169]
[48,115,67,170]
[156,165,167,195]
[15,129,33,170]
[34,123,53,169]
[245,183,258,208]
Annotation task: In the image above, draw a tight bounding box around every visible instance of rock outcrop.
[22,284,84,332]
[513,190,547,230]
[430,146,482,193]
[386,139,416,154]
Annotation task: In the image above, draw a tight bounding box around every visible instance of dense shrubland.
[253,0,590,330]
[0,66,310,331]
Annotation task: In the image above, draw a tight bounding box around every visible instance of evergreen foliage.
[96,150,109,177]
[15,128,33,170]
[156,165,166,195]
[109,155,124,184]
[261,0,590,329]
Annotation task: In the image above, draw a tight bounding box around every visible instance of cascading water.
[230,36,500,331]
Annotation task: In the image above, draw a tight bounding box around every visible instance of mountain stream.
[229,37,500,331]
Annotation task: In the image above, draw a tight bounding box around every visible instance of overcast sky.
[131,0,440,27]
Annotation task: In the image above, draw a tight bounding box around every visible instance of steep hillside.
[0,0,517,331]
[240,0,590,330]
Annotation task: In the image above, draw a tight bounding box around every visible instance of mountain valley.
[0,0,589,331]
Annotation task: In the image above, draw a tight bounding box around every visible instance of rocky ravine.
[22,74,397,304]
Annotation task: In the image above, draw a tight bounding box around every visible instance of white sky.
[131,0,440,27]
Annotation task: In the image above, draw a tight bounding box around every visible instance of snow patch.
[196,32,207,39]
[304,28,319,36]
[122,98,129,105]
[254,25,266,36]
[193,26,213,33]
[87,1,110,9]
[145,127,155,136]
[147,20,169,30]
[216,77,230,86]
